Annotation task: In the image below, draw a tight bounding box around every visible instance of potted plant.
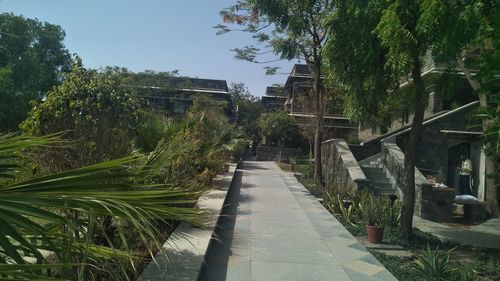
[359,193,389,243]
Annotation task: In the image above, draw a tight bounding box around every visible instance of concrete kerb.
[139,162,240,281]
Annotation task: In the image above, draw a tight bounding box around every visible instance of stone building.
[138,77,234,119]
[260,86,287,111]
[281,64,357,140]
[322,55,496,222]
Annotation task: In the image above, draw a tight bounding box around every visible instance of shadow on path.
[198,170,244,281]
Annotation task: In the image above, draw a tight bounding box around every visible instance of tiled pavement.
[414,216,500,249]
[200,161,397,281]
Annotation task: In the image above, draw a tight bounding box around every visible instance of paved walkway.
[414,216,500,249]
[200,161,397,281]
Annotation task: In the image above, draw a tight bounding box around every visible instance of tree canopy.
[325,0,499,236]
[217,0,334,184]
[230,82,264,138]
[0,13,71,132]
[258,110,306,148]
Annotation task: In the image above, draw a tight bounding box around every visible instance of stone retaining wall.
[322,139,368,191]
[416,185,455,222]
[139,163,238,281]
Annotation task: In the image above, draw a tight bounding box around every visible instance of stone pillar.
[416,184,455,222]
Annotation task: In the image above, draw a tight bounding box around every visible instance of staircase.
[359,154,397,196]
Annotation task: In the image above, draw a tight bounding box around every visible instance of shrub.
[21,58,142,172]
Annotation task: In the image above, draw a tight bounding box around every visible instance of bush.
[258,110,307,148]
[21,58,142,172]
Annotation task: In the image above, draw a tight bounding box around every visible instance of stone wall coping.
[256,145,303,151]
[332,139,368,182]
[380,101,480,143]
[139,163,238,281]
[383,142,429,185]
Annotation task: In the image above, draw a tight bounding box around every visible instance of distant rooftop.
[290,64,311,77]
[131,73,229,94]
[171,77,229,93]
[265,86,285,96]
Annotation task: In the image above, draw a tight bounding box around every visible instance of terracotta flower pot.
[366,225,384,243]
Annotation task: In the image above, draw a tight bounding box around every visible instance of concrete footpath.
[199,161,397,281]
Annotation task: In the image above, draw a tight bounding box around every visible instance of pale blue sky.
[1,0,296,96]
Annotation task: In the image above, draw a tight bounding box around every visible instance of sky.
[1,0,297,97]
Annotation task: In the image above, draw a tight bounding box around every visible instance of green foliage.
[218,0,334,184]
[475,102,500,184]
[324,0,399,125]
[218,0,332,63]
[325,0,498,237]
[459,270,480,281]
[136,113,196,153]
[258,110,305,148]
[358,192,391,227]
[372,252,434,281]
[413,244,456,278]
[21,58,142,171]
[230,82,264,138]
[0,13,71,132]
[136,99,245,187]
[0,134,201,280]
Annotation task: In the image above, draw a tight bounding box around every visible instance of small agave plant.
[459,270,479,281]
[413,244,456,278]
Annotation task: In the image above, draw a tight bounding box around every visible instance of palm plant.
[0,134,203,280]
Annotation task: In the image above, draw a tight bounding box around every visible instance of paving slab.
[413,216,500,249]
[200,161,397,281]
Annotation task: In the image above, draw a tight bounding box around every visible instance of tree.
[216,0,333,186]
[20,58,141,172]
[258,111,305,148]
[325,0,498,237]
[421,0,499,216]
[0,13,71,132]
[229,82,264,138]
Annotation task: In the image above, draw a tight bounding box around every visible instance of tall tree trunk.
[456,59,499,216]
[400,56,426,239]
[312,61,323,187]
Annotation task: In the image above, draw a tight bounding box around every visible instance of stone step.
[361,167,385,173]
[372,189,397,196]
[361,164,384,169]
[369,177,392,184]
[363,169,387,175]
[363,171,388,179]
[370,182,393,190]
